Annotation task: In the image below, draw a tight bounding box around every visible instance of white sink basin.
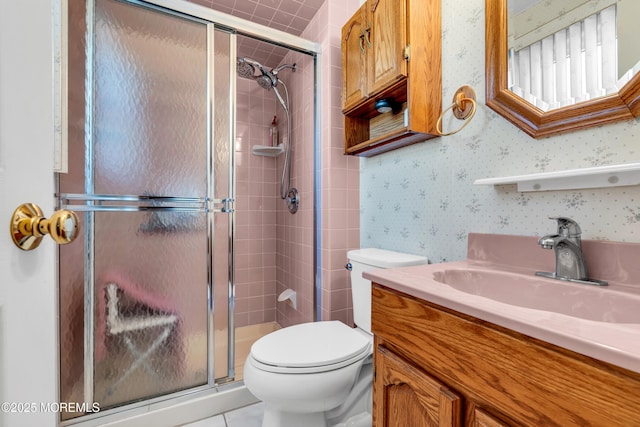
[432,268,640,323]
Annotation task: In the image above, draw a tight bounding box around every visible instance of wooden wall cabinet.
[372,284,640,427]
[342,3,368,111]
[341,0,441,157]
[342,0,407,112]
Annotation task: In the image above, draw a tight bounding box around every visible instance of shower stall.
[57,0,318,423]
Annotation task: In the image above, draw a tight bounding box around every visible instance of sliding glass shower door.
[59,0,234,419]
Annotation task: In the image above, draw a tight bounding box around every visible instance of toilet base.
[262,407,326,427]
[261,407,371,427]
[331,412,371,427]
[257,364,372,427]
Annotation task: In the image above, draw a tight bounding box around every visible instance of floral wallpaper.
[360,0,640,263]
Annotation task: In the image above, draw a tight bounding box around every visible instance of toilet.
[243,248,429,427]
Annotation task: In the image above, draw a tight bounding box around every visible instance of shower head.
[237,57,278,90]
[237,57,296,92]
[236,59,257,79]
[256,74,275,91]
[236,57,270,79]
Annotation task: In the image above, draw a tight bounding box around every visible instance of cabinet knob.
[10,203,79,251]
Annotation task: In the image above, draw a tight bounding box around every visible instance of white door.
[0,2,58,426]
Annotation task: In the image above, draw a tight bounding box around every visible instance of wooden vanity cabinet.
[371,284,640,427]
[341,0,441,156]
[375,343,462,426]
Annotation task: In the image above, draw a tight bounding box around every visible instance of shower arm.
[272,63,297,75]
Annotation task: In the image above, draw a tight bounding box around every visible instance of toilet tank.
[347,248,428,334]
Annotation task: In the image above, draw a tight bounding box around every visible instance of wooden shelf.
[474,162,640,192]
[345,128,437,157]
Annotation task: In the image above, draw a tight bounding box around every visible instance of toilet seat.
[250,321,372,374]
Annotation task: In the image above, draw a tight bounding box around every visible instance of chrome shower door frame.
[58,0,321,424]
[66,0,236,417]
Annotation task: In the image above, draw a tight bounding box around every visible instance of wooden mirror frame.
[486,0,640,138]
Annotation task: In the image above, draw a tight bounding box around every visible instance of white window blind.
[508,4,629,111]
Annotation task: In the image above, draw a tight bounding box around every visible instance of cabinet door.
[374,346,462,427]
[472,408,512,427]
[367,0,408,96]
[342,4,368,111]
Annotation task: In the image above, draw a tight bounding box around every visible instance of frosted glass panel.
[59,0,221,418]
[213,29,231,379]
[93,0,207,197]
[58,213,87,418]
[93,211,208,408]
[213,30,231,200]
[58,2,90,418]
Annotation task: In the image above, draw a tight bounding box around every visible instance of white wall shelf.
[474,162,640,192]
[252,143,283,157]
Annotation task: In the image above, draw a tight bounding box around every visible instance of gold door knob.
[10,203,80,251]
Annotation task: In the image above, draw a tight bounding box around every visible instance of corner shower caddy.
[252,143,284,157]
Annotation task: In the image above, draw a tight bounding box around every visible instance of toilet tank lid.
[347,248,428,268]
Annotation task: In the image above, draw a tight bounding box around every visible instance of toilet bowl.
[243,248,429,427]
[244,321,372,427]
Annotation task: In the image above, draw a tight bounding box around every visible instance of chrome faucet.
[535,217,607,286]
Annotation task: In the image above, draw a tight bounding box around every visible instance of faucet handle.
[549,217,581,237]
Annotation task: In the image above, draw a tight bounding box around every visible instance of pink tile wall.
[275,49,316,327]
[235,0,362,329]
[234,77,279,327]
[304,0,362,326]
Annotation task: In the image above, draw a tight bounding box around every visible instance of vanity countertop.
[364,233,640,374]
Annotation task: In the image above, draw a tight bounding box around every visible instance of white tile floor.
[182,402,264,427]
[180,323,273,427]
